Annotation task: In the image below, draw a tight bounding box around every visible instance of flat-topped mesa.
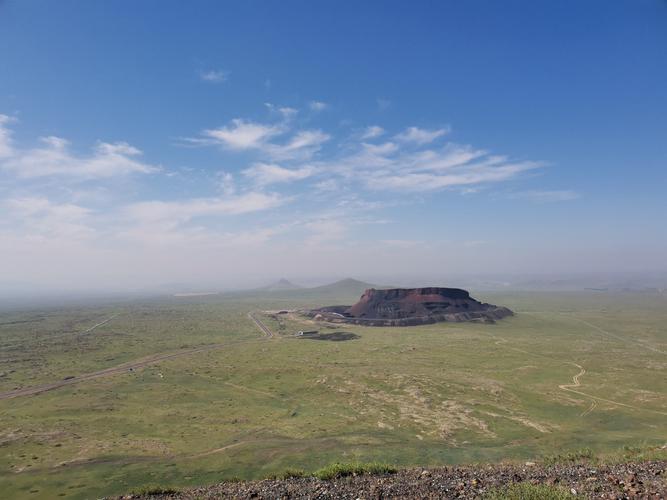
[308,287,513,326]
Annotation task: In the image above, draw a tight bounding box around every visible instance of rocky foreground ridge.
[307,287,513,326]
[122,460,667,499]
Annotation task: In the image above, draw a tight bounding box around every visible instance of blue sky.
[1,1,666,290]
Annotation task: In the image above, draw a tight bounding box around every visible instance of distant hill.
[259,278,302,291]
[308,278,378,296]
[234,277,386,302]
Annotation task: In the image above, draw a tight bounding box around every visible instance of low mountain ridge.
[260,278,302,291]
[308,278,378,295]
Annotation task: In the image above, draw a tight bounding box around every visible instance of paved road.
[0,312,275,401]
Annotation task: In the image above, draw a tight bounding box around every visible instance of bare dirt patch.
[298,332,360,342]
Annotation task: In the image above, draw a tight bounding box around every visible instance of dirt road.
[247,311,275,338]
[81,313,119,334]
[0,312,275,401]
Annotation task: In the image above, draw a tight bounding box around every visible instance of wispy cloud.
[360,125,385,140]
[395,126,450,145]
[368,160,539,192]
[0,114,14,157]
[242,163,316,186]
[510,190,580,202]
[125,191,286,227]
[264,103,298,119]
[309,132,539,193]
[0,118,158,178]
[217,171,236,195]
[4,196,93,238]
[199,69,229,83]
[264,129,330,161]
[201,119,285,150]
[193,116,329,161]
[309,100,328,112]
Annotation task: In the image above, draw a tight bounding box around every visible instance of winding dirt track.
[556,363,667,417]
[0,312,275,401]
[492,329,667,418]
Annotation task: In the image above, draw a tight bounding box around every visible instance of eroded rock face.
[308,287,513,326]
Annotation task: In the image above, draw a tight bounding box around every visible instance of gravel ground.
[120,460,666,499]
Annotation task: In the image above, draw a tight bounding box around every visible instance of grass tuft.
[129,484,181,496]
[313,461,397,480]
[618,443,667,462]
[269,467,306,480]
[484,482,575,500]
[543,447,594,466]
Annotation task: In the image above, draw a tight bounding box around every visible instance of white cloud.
[0,114,14,158]
[511,190,580,202]
[369,160,539,192]
[360,125,385,140]
[217,171,236,195]
[362,141,398,156]
[242,162,315,186]
[202,119,284,150]
[405,144,486,172]
[200,69,229,83]
[3,197,93,238]
[395,126,450,145]
[314,179,339,192]
[6,196,89,219]
[0,127,158,179]
[196,117,329,161]
[309,100,328,112]
[264,103,298,119]
[125,191,286,227]
[311,134,541,193]
[264,129,330,160]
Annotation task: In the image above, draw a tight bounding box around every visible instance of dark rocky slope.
[308,287,513,326]
[121,460,667,499]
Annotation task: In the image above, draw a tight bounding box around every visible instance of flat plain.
[0,290,665,499]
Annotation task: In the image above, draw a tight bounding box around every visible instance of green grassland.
[0,290,665,499]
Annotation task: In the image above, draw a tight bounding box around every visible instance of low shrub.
[269,468,306,480]
[129,485,181,496]
[543,447,594,466]
[484,482,575,500]
[313,461,397,480]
